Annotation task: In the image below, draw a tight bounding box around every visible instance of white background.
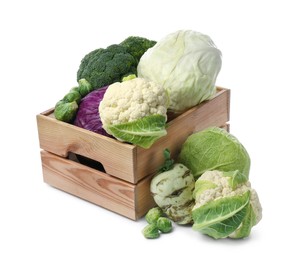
[1,0,300,259]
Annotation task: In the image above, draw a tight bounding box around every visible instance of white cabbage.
[137,30,222,112]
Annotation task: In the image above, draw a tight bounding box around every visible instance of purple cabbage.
[73,86,109,136]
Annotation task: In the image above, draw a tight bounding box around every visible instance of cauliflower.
[192,170,262,239]
[99,78,168,126]
[99,78,169,148]
[193,170,250,208]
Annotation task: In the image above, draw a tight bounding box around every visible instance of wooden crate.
[37,87,230,220]
[37,87,230,184]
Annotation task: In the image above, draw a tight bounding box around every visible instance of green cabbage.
[137,30,222,113]
[178,127,251,179]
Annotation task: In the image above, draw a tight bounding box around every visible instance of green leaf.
[193,180,217,199]
[158,149,174,173]
[223,170,248,189]
[107,114,167,149]
[230,202,257,239]
[200,204,248,239]
[192,191,250,232]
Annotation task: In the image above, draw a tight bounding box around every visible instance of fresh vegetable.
[145,207,163,224]
[119,36,157,61]
[142,224,160,239]
[137,30,222,113]
[192,170,262,239]
[142,207,173,239]
[99,78,169,148]
[157,217,172,233]
[73,74,136,136]
[54,79,93,122]
[178,127,251,180]
[150,149,195,224]
[73,86,109,135]
[77,36,156,89]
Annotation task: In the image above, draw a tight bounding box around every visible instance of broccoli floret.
[77,44,137,89]
[120,36,156,61]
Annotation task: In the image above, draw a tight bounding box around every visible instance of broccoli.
[119,36,156,61]
[76,37,156,90]
[77,44,137,89]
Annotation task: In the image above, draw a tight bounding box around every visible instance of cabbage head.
[178,127,250,180]
[137,30,222,113]
[73,86,109,136]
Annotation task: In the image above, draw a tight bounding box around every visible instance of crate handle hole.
[68,152,106,173]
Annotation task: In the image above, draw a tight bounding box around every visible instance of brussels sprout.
[145,207,163,224]
[157,217,172,233]
[142,224,160,239]
[63,90,81,104]
[54,100,78,123]
[78,78,93,96]
[54,79,94,123]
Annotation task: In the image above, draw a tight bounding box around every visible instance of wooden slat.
[37,113,137,183]
[135,174,156,218]
[41,151,145,220]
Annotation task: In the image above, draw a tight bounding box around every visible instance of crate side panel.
[37,113,136,183]
[135,174,156,219]
[40,151,137,220]
[135,88,230,181]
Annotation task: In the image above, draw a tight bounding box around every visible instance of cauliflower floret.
[193,170,250,209]
[250,188,263,224]
[99,78,168,130]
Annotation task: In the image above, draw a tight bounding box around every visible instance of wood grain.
[41,151,155,220]
[37,110,136,182]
